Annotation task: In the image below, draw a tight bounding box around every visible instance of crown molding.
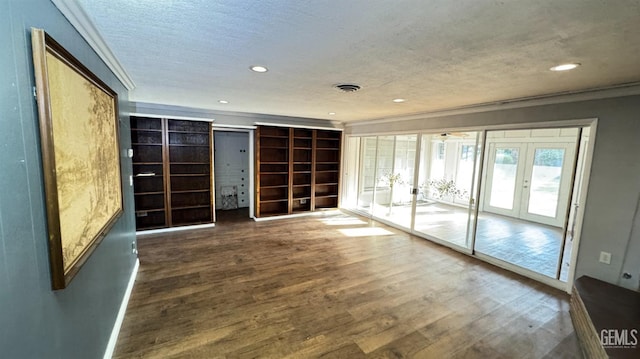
[130,101,344,128]
[51,0,136,90]
[346,82,640,127]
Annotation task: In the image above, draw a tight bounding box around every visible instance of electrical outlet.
[599,251,611,264]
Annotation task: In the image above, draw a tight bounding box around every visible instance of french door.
[483,142,576,227]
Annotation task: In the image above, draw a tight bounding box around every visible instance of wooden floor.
[114,211,582,358]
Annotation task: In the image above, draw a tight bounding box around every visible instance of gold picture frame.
[31,28,123,290]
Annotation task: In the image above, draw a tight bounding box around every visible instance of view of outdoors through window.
[343,126,588,283]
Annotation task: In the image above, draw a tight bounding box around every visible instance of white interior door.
[483,142,575,227]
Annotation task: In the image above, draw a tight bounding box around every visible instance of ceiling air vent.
[334,83,361,93]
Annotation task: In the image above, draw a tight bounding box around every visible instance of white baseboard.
[253,209,342,222]
[103,258,139,359]
[136,223,215,236]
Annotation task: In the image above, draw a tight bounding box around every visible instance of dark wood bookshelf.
[131,116,213,231]
[313,129,341,209]
[255,126,341,217]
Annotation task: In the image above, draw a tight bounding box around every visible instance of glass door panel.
[356,137,377,213]
[414,132,479,248]
[342,137,360,209]
[527,148,565,216]
[372,136,395,219]
[483,144,525,215]
[384,135,417,229]
[520,143,575,227]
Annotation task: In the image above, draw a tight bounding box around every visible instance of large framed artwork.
[31,28,123,290]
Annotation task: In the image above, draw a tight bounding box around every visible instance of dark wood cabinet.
[256,126,341,217]
[131,116,213,231]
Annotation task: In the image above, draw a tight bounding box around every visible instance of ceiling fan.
[436,132,469,140]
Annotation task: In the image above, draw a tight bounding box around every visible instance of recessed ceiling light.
[328,112,336,115]
[218,100,229,104]
[393,98,406,103]
[250,65,268,73]
[550,63,580,72]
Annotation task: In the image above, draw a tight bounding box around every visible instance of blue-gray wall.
[0,0,137,357]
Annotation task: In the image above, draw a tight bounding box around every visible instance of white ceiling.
[75,0,640,123]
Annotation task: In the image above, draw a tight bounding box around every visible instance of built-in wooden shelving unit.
[256,125,341,218]
[131,116,213,231]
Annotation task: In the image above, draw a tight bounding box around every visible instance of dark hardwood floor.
[215,208,252,224]
[114,211,582,358]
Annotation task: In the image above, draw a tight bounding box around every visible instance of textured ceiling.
[77,0,640,122]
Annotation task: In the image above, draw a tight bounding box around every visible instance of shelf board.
[293,147,312,150]
[316,137,341,141]
[315,195,339,199]
[315,182,339,186]
[132,143,162,146]
[131,128,162,132]
[167,129,210,134]
[293,184,311,187]
[260,184,289,189]
[293,171,311,174]
[168,143,210,147]
[260,135,288,139]
[172,189,209,194]
[261,161,289,165]
[316,161,339,165]
[316,147,340,150]
[293,161,312,164]
[293,196,311,200]
[315,170,338,173]
[134,191,165,196]
[262,171,289,175]
[135,208,165,213]
[261,146,289,149]
[172,205,211,210]
[260,198,289,203]
[134,174,162,178]
[133,161,163,165]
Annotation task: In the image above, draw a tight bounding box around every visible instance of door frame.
[212,125,256,219]
[341,118,598,293]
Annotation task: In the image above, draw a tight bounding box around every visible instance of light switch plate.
[599,251,611,264]
[127,148,134,158]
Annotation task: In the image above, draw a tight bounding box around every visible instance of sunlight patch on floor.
[339,227,395,237]
[319,217,368,226]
